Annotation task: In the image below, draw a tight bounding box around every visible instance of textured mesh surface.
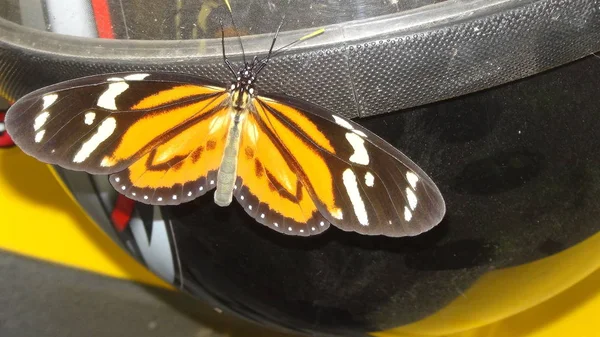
[350,0,600,116]
[1,0,600,118]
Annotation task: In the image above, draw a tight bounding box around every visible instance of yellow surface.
[374,230,600,337]
[0,146,171,289]
[450,268,600,337]
[1,145,600,337]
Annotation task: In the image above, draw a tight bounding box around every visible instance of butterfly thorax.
[230,66,256,111]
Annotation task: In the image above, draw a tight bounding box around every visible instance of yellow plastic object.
[0,147,170,289]
[1,145,600,337]
[449,268,600,337]
[373,230,600,337]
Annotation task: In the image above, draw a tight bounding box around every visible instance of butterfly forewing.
[253,94,445,237]
[5,72,232,205]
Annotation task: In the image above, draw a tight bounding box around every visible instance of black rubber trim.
[1,0,599,118]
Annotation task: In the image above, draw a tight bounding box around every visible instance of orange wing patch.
[258,97,335,154]
[109,106,232,205]
[233,113,330,236]
[252,98,344,222]
[131,84,223,110]
[102,90,228,168]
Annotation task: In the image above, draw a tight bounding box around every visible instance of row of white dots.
[116,178,328,234]
[115,177,216,202]
[268,218,326,233]
[236,188,328,234]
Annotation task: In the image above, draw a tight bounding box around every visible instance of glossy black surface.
[149,55,600,334]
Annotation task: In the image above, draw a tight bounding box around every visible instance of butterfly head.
[234,59,259,88]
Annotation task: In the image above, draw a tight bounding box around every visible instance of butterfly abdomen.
[214,110,247,207]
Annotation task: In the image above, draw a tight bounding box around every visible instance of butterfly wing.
[5,72,232,205]
[234,112,330,236]
[244,94,445,237]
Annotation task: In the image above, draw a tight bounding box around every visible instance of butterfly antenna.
[254,15,286,75]
[223,0,247,65]
[271,28,325,59]
[255,27,325,76]
[220,18,237,76]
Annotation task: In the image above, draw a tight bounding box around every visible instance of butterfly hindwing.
[234,113,330,236]
[109,107,232,205]
[252,94,445,237]
[5,72,232,205]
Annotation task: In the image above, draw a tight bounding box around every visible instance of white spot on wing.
[332,115,353,130]
[342,168,369,226]
[84,112,96,125]
[115,177,120,182]
[34,111,50,131]
[144,195,149,200]
[34,130,46,143]
[157,197,163,201]
[187,191,192,197]
[332,114,368,138]
[404,206,412,221]
[97,82,129,110]
[365,172,375,187]
[100,157,112,167]
[274,222,279,227]
[260,213,265,219]
[288,227,292,231]
[320,221,325,227]
[406,187,418,210]
[124,73,150,81]
[121,186,126,190]
[346,132,369,165]
[332,208,343,220]
[353,129,368,138]
[42,94,58,109]
[73,117,117,163]
[172,195,177,200]
[406,171,419,190]
[0,124,4,133]
[248,205,252,210]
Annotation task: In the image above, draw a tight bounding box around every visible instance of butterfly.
[4,23,445,237]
